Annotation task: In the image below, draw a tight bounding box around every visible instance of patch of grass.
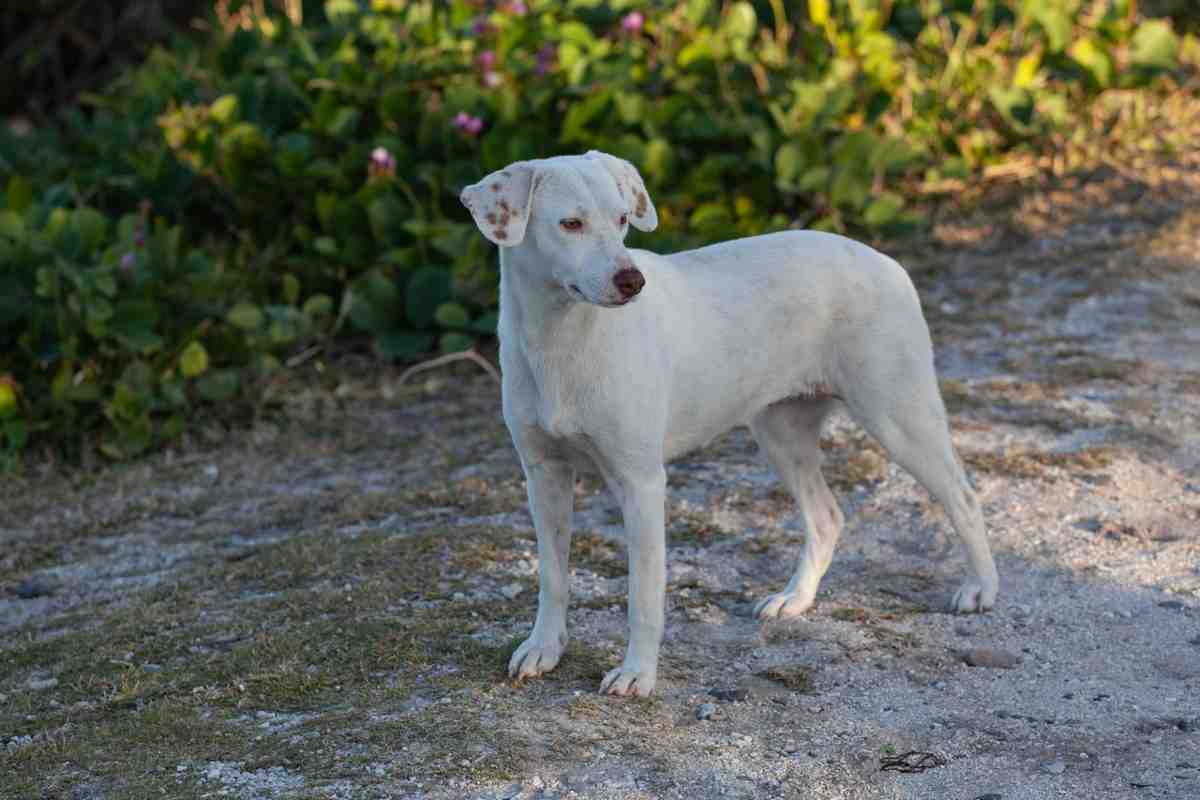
[822,433,889,490]
[758,666,816,693]
[399,477,527,517]
[668,507,733,544]
[573,532,626,578]
[962,445,1117,481]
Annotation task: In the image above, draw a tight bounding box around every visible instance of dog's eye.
[560,218,584,232]
[618,214,629,227]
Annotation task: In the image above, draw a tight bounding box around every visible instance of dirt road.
[2,165,1198,799]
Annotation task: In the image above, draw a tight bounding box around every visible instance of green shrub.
[0,0,1193,462]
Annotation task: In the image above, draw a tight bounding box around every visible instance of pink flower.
[506,1,528,14]
[483,71,503,88]
[453,112,485,136]
[477,50,497,70]
[368,146,397,179]
[621,11,644,33]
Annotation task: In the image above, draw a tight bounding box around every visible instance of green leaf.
[774,142,805,186]
[863,193,904,228]
[209,94,240,125]
[180,341,210,378]
[326,107,361,137]
[1036,8,1072,53]
[561,89,612,144]
[405,267,451,330]
[6,177,32,213]
[197,369,240,402]
[721,3,756,41]
[1130,20,1178,71]
[0,210,25,242]
[0,378,17,419]
[282,274,301,305]
[690,202,731,230]
[227,303,265,330]
[434,302,469,329]
[471,312,499,335]
[1069,37,1113,87]
[376,331,433,360]
[302,294,335,317]
[439,332,475,354]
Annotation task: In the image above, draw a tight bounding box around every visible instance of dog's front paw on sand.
[508,634,565,680]
[754,591,815,620]
[951,581,997,614]
[599,666,656,697]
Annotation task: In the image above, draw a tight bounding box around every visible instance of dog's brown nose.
[613,268,645,298]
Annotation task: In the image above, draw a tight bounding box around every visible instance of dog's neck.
[498,246,603,357]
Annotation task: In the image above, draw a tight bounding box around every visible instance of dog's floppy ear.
[460,162,538,246]
[584,150,658,232]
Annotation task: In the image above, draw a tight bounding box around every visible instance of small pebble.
[1043,759,1066,775]
[696,702,717,721]
[26,677,58,690]
[500,582,524,600]
[709,687,750,703]
[960,647,1021,669]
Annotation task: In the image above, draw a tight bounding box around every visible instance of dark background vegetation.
[0,0,1196,464]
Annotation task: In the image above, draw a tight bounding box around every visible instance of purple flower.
[483,70,503,88]
[453,112,485,136]
[621,11,644,33]
[477,50,497,70]
[120,252,136,270]
[535,43,557,75]
[470,16,493,36]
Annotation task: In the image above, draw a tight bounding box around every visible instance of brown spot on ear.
[635,190,648,218]
[493,228,507,240]
[499,212,510,226]
[499,199,512,212]
[486,213,497,224]
[491,183,501,192]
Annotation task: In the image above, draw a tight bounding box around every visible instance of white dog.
[460,151,998,697]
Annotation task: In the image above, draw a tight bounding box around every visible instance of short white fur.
[461,151,999,697]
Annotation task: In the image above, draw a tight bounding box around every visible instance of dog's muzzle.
[613,268,645,299]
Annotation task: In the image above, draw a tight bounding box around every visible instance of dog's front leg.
[600,468,667,697]
[508,457,575,681]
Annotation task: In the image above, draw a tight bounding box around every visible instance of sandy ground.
[2,163,1199,800]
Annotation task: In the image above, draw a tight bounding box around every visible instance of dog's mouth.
[568,284,633,308]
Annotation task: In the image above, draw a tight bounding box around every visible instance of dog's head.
[460,151,657,307]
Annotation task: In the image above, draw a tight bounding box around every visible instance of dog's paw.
[754,591,814,620]
[599,666,656,697]
[950,580,997,614]
[508,633,566,680]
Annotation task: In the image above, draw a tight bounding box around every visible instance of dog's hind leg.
[844,356,999,613]
[508,456,576,680]
[751,398,844,620]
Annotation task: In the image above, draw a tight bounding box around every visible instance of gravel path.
[2,164,1198,799]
